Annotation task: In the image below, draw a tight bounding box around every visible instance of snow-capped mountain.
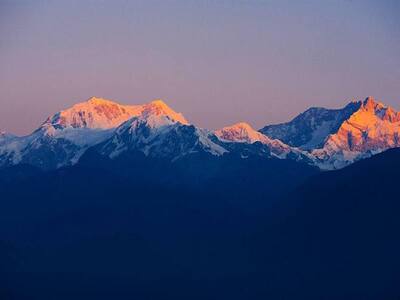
[97,100,226,161]
[260,101,361,150]
[215,122,311,161]
[0,95,398,171]
[260,96,400,169]
[313,97,400,169]
[45,96,146,130]
[0,97,191,169]
[216,122,275,144]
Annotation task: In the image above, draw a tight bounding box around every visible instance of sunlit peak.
[149,99,168,107]
[86,96,114,105]
[143,99,189,125]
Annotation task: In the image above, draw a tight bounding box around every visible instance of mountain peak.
[38,96,189,134]
[231,122,253,129]
[313,97,400,169]
[43,97,144,130]
[260,101,361,150]
[356,96,399,122]
[216,122,309,160]
[86,96,114,105]
[149,99,168,107]
[141,99,189,125]
[361,96,385,111]
[216,122,270,144]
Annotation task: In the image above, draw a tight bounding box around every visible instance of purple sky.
[1,0,399,135]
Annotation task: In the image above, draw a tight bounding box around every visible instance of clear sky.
[1,0,399,135]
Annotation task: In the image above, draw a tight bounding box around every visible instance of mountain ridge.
[259,101,361,149]
[312,97,400,169]
[0,96,399,170]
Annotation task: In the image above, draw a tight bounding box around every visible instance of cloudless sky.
[0,0,399,135]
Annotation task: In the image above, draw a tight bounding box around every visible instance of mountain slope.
[313,97,400,169]
[260,101,361,150]
[97,101,226,161]
[0,97,191,169]
[261,96,400,169]
[215,122,311,161]
[45,96,146,130]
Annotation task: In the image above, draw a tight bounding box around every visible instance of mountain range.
[1,95,400,299]
[0,96,399,170]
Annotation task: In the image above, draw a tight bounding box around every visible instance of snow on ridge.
[102,112,226,161]
[312,97,400,169]
[0,96,192,169]
[214,122,312,161]
[42,96,189,131]
[215,122,271,144]
[1,95,399,171]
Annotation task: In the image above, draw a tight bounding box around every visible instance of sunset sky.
[1,0,399,135]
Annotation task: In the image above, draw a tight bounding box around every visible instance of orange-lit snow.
[44,97,188,130]
[313,97,400,169]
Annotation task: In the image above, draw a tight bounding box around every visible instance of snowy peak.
[95,99,224,161]
[362,96,381,110]
[260,101,361,150]
[100,118,225,161]
[215,122,311,161]
[0,97,191,170]
[115,100,189,134]
[86,96,116,105]
[259,96,400,169]
[44,96,144,130]
[43,97,188,132]
[215,122,271,144]
[141,99,189,125]
[359,96,400,122]
[313,97,400,169]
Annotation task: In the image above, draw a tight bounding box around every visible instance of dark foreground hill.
[0,149,399,299]
[267,148,400,298]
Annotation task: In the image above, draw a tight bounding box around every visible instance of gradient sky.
[1,0,399,135]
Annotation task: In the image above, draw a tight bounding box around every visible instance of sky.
[0,0,399,135]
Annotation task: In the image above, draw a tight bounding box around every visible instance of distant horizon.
[1,0,399,134]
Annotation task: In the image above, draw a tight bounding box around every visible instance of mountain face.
[96,100,226,161]
[0,97,190,170]
[0,97,228,169]
[260,101,361,150]
[0,97,131,169]
[45,96,147,130]
[313,97,400,169]
[261,96,400,169]
[214,122,312,162]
